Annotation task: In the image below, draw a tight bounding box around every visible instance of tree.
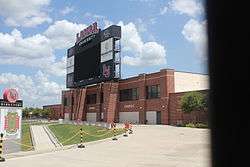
[21,107,52,119]
[22,107,30,118]
[180,92,208,123]
[41,108,52,118]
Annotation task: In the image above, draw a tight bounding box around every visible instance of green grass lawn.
[21,123,34,151]
[48,124,126,146]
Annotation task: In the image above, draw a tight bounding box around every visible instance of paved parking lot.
[2,125,211,167]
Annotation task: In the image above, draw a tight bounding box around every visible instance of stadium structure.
[43,22,209,125]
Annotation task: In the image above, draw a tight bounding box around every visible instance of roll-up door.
[119,112,139,124]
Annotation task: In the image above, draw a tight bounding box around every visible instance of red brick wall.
[43,104,62,120]
[168,90,208,125]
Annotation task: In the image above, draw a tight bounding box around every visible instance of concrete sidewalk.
[30,125,56,151]
[2,125,211,167]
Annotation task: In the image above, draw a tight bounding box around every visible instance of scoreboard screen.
[74,43,101,82]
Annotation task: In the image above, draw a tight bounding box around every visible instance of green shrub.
[195,123,208,128]
[185,123,208,128]
[181,92,207,113]
[185,123,196,128]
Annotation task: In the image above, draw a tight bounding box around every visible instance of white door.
[119,112,139,124]
[146,111,157,124]
[86,113,97,122]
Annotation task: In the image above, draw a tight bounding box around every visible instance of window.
[119,88,139,101]
[87,94,97,104]
[146,85,160,99]
[63,97,70,106]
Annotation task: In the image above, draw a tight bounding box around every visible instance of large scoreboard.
[66,22,121,88]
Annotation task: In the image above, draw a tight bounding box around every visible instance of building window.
[87,94,97,104]
[119,88,139,101]
[146,85,160,99]
[63,97,71,106]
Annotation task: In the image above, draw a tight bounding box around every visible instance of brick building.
[44,68,208,125]
[43,104,62,120]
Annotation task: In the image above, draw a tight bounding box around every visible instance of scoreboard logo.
[102,64,111,78]
[76,22,99,44]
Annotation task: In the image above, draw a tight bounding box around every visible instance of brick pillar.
[70,90,74,119]
[102,83,111,122]
[73,89,81,120]
[138,74,146,124]
[106,82,119,123]
[61,91,65,119]
[77,88,86,121]
[72,88,86,121]
[96,83,103,122]
[160,69,175,124]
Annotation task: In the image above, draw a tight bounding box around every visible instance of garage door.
[146,111,161,124]
[146,111,157,124]
[64,113,70,121]
[119,112,139,124]
[86,113,97,122]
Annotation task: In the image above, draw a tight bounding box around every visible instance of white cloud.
[60,6,74,15]
[0,20,87,76]
[103,20,114,29]
[42,56,67,77]
[160,6,168,15]
[84,12,105,19]
[165,0,204,17]
[182,19,207,58]
[83,12,113,29]
[0,29,55,70]
[0,0,52,27]
[118,21,166,66]
[149,18,157,25]
[44,20,86,49]
[0,72,64,107]
[0,29,65,76]
[136,18,147,33]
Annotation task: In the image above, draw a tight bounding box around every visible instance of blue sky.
[0,0,207,107]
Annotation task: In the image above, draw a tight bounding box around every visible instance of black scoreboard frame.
[66,25,121,88]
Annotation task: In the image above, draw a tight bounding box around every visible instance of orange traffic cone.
[123,122,129,137]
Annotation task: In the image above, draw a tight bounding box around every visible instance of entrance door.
[156,111,161,124]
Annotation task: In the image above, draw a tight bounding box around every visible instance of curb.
[43,125,63,147]
[29,126,36,150]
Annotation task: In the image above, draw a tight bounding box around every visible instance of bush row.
[185,123,208,128]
